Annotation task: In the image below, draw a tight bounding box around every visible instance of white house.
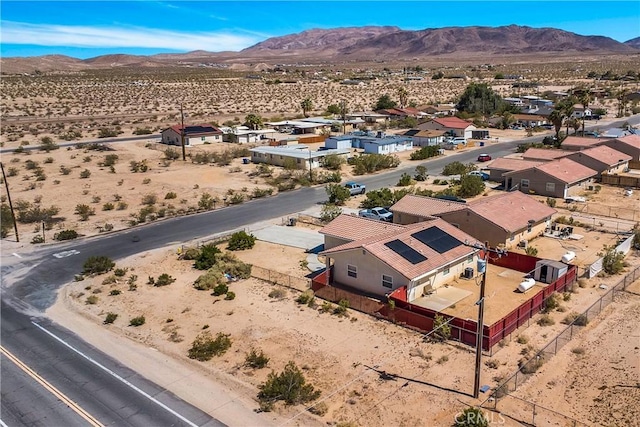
[417,117,476,140]
[220,126,278,144]
[249,144,350,169]
[161,124,223,146]
[362,135,413,154]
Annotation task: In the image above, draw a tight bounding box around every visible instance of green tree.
[442,161,473,176]
[414,165,428,181]
[194,243,221,270]
[325,183,350,205]
[431,314,452,342]
[455,83,505,116]
[244,113,263,130]
[458,175,485,198]
[373,94,397,110]
[1,203,14,238]
[325,104,341,115]
[579,92,591,135]
[558,97,577,136]
[600,245,625,275]
[548,109,565,145]
[75,204,95,221]
[83,256,115,275]
[320,204,342,223]
[300,98,313,118]
[227,230,256,251]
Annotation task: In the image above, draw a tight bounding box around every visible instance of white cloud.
[0,21,260,52]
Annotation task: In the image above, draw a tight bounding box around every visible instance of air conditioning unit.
[463,267,474,280]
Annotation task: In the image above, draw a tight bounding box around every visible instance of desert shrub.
[187,332,232,361]
[308,402,328,416]
[228,193,245,204]
[519,355,545,374]
[129,316,146,327]
[133,127,153,135]
[525,246,538,256]
[516,335,529,344]
[537,314,555,326]
[541,293,559,313]
[245,348,270,369]
[571,347,585,355]
[212,283,229,296]
[129,160,149,173]
[85,295,99,305]
[257,361,320,407]
[198,193,216,210]
[251,187,273,199]
[155,273,176,287]
[79,169,91,179]
[83,256,115,275]
[142,178,151,185]
[141,194,157,206]
[225,291,236,300]
[546,197,557,207]
[44,157,54,164]
[268,288,286,299]
[600,245,625,275]
[54,229,78,241]
[227,230,256,251]
[410,145,440,161]
[164,148,180,160]
[194,243,221,270]
[101,154,119,167]
[164,191,177,200]
[430,314,452,342]
[24,160,39,170]
[109,289,121,296]
[113,267,127,277]
[75,204,95,221]
[117,201,128,210]
[484,359,499,369]
[397,172,413,186]
[296,290,315,305]
[102,202,115,211]
[457,175,485,198]
[321,154,345,170]
[14,202,59,224]
[215,252,252,279]
[562,312,588,326]
[40,136,59,152]
[104,312,118,324]
[31,235,45,244]
[350,153,400,175]
[320,204,342,223]
[333,299,350,316]
[325,183,350,205]
[193,269,225,290]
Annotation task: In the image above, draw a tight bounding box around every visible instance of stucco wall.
[407,254,477,301]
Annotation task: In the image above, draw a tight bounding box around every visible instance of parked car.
[344,182,366,195]
[358,207,393,222]
[468,170,490,181]
[477,154,492,162]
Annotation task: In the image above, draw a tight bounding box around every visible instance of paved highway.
[1,116,637,426]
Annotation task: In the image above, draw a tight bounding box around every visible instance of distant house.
[504,97,525,107]
[513,114,548,127]
[600,134,640,162]
[219,126,277,144]
[560,136,608,151]
[570,105,592,119]
[249,144,349,169]
[485,158,544,183]
[522,148,573,162]
[362,135,413,154]
[438,191,556,249]
[390,192,555,249]
[345,112,389,124]
[320,218,479,299]
[419,104,457,116]
[264,120,329,135]
[377,107,426,119]
[161,124,222,146]
[417,117,476,140]
[565,146,631,177]
[402,129,446,147]
[503,158,597,198]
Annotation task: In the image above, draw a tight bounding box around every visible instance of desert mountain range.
[2,25,639,74]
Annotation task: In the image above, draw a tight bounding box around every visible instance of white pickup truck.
[344,182,366,196]
[358,207,393,222]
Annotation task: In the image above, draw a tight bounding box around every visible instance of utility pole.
[180,103,186,161]
[1,162,19,242]
[463,240,506,398]
[341,99,347,135]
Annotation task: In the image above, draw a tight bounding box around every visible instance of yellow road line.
[1,346,104,427]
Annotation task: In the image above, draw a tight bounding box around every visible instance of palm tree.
[398,87,408,109]
[560,97,576,137]
[548,109,564,145]
[300,98,313,118]
[579,92,591,136]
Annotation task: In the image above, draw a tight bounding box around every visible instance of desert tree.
[244,113,263,130]
[397,86,408,109]
[300,98,313,118]
[373,94,397,111]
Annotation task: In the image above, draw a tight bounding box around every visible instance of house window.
[510,235,515,241]
[443,267,450,275]
[521,179,530,188]
[201,136,206,141]
[296,158,301,164]
[347,265,357,278]
[467,255,473,264]
[545,182,555,193]
[382,275,393,289]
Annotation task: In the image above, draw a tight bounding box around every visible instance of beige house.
[320,218,479,300]
[560,136,608,151]
[319,214,408,250]
[161,124,222,146]
[437,191,556,249]
[565,145,631,178]
[521,148,572,162]
[417,117,476,140]
[485,158,544,184]
[249,145,349,169]
[503,158,597,198]
[390,195,465,225]
[600,134,640,162]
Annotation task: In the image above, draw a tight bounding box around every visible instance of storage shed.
[533,260,568,284]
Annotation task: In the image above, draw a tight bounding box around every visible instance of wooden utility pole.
[180,103,186,161]
[1,162,20,242]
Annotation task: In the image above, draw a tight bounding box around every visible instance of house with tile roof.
[319,214,408,250]
[437,191,556,249]
[521,148,572,162]
[417,117,476,140]
[503,158,597,198]
[560,136,609,151]
[485,158,544,183]
[161,124,223,146]
[402,129,446,146]
[600,134,640,162]
[565,146,631,177]
[320,218,479,300]
[389,194,466,225]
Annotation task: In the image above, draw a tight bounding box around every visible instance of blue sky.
[2,1,639,58]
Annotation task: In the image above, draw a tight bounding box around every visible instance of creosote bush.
[227,230,256,251]
[257,361,320,409]
[154,273,176,287]
[245,348,270,369]
[129,315,146,327]
[104,312,118,324]
[83,256,115,275]
[188,332,232,361]
[54,229,78,241]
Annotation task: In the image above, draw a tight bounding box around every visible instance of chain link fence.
[485,394,588,427]
[250,265,311,292]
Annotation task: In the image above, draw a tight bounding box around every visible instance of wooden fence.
[600,173,640,188]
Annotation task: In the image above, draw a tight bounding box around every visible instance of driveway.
[250,224,324,251]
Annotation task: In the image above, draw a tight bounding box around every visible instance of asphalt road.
[1,115,637,427]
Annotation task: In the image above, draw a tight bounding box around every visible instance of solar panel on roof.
[411,227,462,254]
[384,239,427,264]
